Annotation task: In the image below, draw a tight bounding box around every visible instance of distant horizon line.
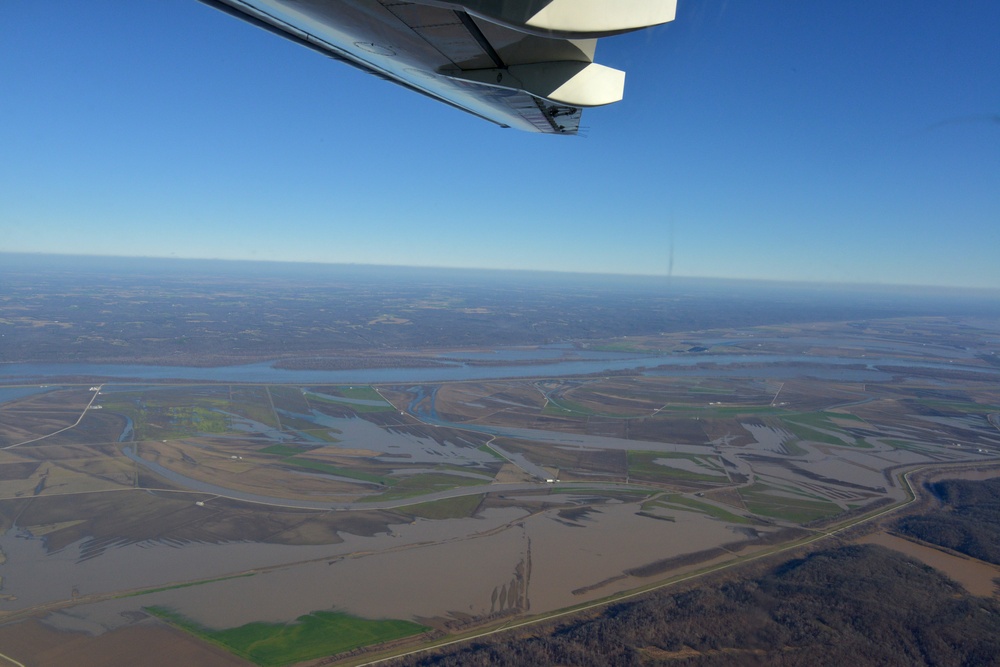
[3,251,998,296]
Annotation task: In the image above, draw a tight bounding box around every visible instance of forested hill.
[895,477,1000,566]
[395,544,1000,666]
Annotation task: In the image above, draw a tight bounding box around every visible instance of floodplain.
[2,272,1000,666]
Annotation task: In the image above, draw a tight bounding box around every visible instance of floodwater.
[214,410,289,441]
[407,388,716,453]
[858,532,1000,598]
[281,410,498,464]
[792,453,893,492]
[117,416,134,442]
[0,385,59,405]
[522,501,753,611]
[652,457,726,477]
[0,526,341,610]
[0,506,530,616]
[6,335,999,645]
[486,426,711,453]
[151,510,531,627]
[741,423,794,453]
[489,442,551,481]
[31,499,761,632]
[303,390,388,407]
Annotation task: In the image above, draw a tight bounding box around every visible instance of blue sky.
[2,1,998,288]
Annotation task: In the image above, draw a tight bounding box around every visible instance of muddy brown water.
[857,533,1000,597]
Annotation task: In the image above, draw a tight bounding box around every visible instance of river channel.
[2,348,994,386]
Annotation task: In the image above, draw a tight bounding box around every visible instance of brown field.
[0,618,251,667]
[0,388,107,448]
[2,316,1000,665]
[0,443,133,499]
[0,488,407,555]
[497,439,628,481]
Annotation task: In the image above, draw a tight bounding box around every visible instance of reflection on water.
[15,498,761,630]
[0,525,346,611]
[279,411,497,464]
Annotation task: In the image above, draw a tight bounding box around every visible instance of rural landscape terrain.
[1,256,1000,666]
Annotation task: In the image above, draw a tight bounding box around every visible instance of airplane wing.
[197,0,676,134]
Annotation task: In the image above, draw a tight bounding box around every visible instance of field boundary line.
[3,384,103,450]
[0,650,26,667]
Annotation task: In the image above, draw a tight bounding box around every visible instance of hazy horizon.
[7,251,1000,296]
[2,2,998,290]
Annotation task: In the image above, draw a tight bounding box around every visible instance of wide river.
[1,347,993,385]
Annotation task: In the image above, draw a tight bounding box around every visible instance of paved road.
[3,384,103,450]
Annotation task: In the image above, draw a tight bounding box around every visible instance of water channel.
[2,348,994,386]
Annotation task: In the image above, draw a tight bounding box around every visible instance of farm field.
[1,316,999,665]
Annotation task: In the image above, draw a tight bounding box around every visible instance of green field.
[303,387,395,413]
[304,391,395,413]
[282,458,390,485]
[167,406,229,434]
[651,405,782,418]
[100,399,231,440]
[884,439,948,455]
[318,385,387,402]
[284,428,342,443]
[100,388,284,440]
[402,493,484,519]
[541,397,597,417]
[738,482,841,523]
[645,493,753,524]
[259,443,392,484]
[477,444,507,460]
[146,607,428,667]
[687,386,738,395]
[780,412,868,448]
[359,473,485,502]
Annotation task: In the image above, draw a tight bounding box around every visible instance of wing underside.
[199,0,675,134]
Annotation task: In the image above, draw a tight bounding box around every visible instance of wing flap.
[426,0,677,38]
[199,0,671,133]
[445,62,624,108]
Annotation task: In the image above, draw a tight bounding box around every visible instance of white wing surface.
[198,0,676,134]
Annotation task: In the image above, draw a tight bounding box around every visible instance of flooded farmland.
[0,497,764,635]
[856,532,1000,598]
[2,315,1000,665]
